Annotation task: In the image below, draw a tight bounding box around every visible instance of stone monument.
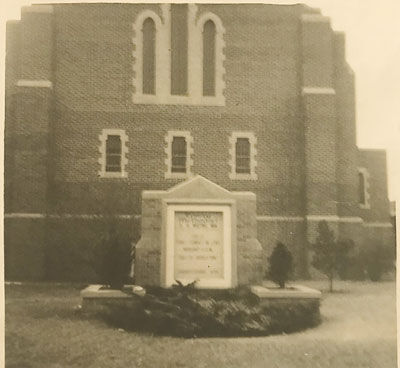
[134,175,263,288]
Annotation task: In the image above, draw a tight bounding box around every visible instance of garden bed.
[81,284,321,337]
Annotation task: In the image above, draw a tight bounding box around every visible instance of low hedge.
[97,286,321,337]
[338,241,395,282]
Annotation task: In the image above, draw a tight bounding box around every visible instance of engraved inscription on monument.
[174,211,224,280]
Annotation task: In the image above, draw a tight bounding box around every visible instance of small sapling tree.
[311,221,353,292]
[268,242,293,288]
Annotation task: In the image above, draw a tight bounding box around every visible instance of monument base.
[134,176,264,288]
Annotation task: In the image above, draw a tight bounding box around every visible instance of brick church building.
[4,3,394,281]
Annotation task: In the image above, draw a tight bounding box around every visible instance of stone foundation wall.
[4,217,47,281]
[5,216,140,282]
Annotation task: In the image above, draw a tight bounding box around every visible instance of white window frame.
[132,4,226,106]
[358,167,370,209]
[229,132,258,180]
[98,129,128,178]
[192,10,226,105]
[132,6,170,104]
[164,131,193,179]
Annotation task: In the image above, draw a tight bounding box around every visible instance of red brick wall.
[5,21,21,213]
[334,33,359,218]
[301,15,337,216]
[49,4,311,217]
[19,10,53,80]
[4,3,394,281]
[8,3,390,221]
[5,7,54,213]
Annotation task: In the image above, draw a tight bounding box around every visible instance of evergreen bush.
[267,242,293,288]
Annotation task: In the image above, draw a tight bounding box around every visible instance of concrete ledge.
[81,284,132,298]
[257,215,304,222]
[251,284,321,299]
[81,284,145,299]
[81,284,146,312]
[363,222,393,228]
[16,79,53,88]
[301,14,330,23]
[302,87,336,95]
[22,5,54,13]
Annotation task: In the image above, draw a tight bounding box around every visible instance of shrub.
[267,242,293,288]
[361,241,395,281]
[337,249,366,281]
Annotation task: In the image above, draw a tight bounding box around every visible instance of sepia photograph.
[1,0,398,367]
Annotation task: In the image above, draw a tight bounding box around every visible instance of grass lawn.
[5,280,397,368]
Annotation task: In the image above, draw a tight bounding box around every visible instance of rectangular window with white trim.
[229,132,257,180]
[165,131,193,179]
[235,138,251,174]
[105,135,122,172]
[98,129,128,178]
[171,136,187,173]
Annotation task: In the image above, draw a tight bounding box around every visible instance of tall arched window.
[202,20,216,96]
[142,17,156,95]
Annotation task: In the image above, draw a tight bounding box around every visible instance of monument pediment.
[143,175,234,200]
[165,175,233,199]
